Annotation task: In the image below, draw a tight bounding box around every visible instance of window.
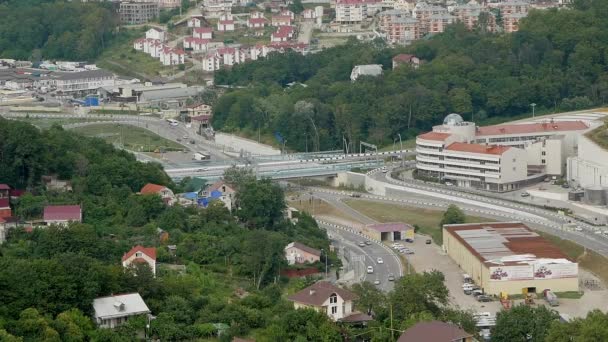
[542,159,546,164]
[513,167,516,171]
[513,158,516,162]
[135,252,142,257]
[331,306,338,314]
[329,294,337,304]
[542,151,546,156]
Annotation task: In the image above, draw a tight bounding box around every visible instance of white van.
[367,266,374,274]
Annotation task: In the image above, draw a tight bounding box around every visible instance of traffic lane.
[323,223,398,292]
[166,161,325,178]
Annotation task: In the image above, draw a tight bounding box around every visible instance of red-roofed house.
[122,245,157,276]
[271,25,294,42]
[218,13,235,31]
[140,183,176,205]
[160,48,185,66]
[392,54,420,69]
[146,28,166,42]
[248,17,266,29]
[271,15,292,26]
[43,205,82,226]
[133,38,146,51]
[183,37,211,51]
[397,321,474,342]
[193,27,213,40]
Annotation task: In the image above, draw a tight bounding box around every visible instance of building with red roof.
[392,53,420,69]
[193,27,213,39]
[43,205,82,226]
[248,17,266,29]
[415,113,595,192]
[397,321,473,342]
[443,222,578,295]
[140,183,176,205]
[122,245,157,276]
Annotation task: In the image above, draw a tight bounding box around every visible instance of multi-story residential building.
[248,17,266,28]
[183,37,211,51]
[271,25,294,42]
[145,28,166,42]
[271,14,292,26]
[503,12,527,32]
[160,47,185,66]
[451,0,482,30]
[193,27,213,40]
[415,113,592,191]
[50,70,115,94]
[379,13,420,45]
[335,0,382,24]
[119,2,159,25]
[158,0,180,8]
[188,15,205,28]
[428,13,455,33]
[412,2,448,34]
[217,12,235,31]
[202,54,222,71]
[494,0,529,15]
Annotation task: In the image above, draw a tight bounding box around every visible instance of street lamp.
[397,133,403,166]
[531,103,537,118]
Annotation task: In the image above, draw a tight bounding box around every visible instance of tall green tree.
[491,304,559,342]
[440,205,466,227]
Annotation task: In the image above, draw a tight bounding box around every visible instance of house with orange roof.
[122,245,157,276]
[140,183,176,205]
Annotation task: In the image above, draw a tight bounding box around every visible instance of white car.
[373,279,380,285]
[381,166,388,173]
[377,257,384,264]
[367,266,374,274]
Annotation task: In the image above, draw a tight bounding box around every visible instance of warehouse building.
[443,222,578,295]
[362,222,414,242]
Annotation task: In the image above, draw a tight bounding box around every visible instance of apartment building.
[503,12,527,32]
[217,12,235,31]
[412,2,448,34]
[428,13,455,33]
[335,0,382,24]
[451,0,482,30]
[415,114,591,191]
[119,2,159,25]
[493,0,530,15]
[378,10,421,45]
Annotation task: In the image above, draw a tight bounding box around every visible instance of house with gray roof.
[93,293,150,328]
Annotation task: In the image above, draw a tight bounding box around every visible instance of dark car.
[477,295,493,302]
[562,183,570,189]
[425,239,432,244]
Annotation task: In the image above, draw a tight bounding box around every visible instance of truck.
[543,289,559,306]
[193,152,210,161]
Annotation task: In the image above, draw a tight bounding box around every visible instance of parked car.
[477,295,493,302]
[426,239,432,244]
[350,193,361,198]
[377,257,384,264]
[562,183,570,189]
[367,266,374,274]
[373,279,380,285]
[388,274,395,281]
[189,139,195,144]
[381,166,388,173]
[521,191,530,197]
[358,242,366,247]
[365,241,372,246]
[472,289,484,297]
[405,238,414,243]
[445,182,454,186]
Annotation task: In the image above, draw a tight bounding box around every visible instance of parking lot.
[404,234,608,317]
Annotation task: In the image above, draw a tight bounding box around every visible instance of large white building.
[415,114,591,191]
[568,130,608,188]
[335,0,382,24]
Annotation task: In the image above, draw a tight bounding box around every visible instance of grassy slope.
[343,200,490,244]
[72,123,184,152]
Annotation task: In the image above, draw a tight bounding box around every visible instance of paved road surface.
[298,21,314,44]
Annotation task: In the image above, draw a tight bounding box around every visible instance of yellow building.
[443,222,579,296]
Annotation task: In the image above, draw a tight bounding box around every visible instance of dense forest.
[0,0,118,60]
[213,0,608,151]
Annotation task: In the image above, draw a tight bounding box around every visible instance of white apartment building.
[51,70,115,93]
[413,2,448,34]
[335,0,382,24]
[415,114,591,191]
[145,28,166,42]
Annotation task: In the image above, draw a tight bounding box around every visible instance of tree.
[288,0,304,14]
[546,309,608,342]
[351,282,387,316]
[235,178,286,229]
[491,304,559,342]
[389,271,449,322]
[440,205,465,227]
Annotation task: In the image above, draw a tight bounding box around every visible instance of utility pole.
[531,103,537,118]
[398,133,403,167]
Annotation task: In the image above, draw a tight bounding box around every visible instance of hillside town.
[3,0,608,341]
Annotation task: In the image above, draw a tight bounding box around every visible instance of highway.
[319,220,403,292]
